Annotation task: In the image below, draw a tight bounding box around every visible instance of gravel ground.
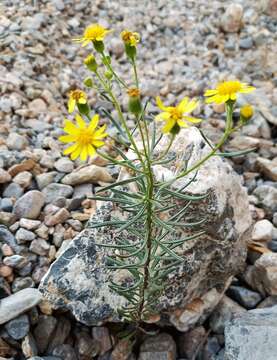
[0,0,276,359]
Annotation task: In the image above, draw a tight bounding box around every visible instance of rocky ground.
[0,0,277,359]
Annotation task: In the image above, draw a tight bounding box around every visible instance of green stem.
[132,58,139,88]
[154,134,175,162]
[101,51,128,89]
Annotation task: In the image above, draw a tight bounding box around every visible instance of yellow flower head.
[155,96,201,134]
[59,114,108,161]
[240,104,254,120]
[204,80,255,104]
[121,30,140,47]
[73,23,111,47]
[68,90,87,113]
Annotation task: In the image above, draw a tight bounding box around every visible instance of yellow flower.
[121,30,140,47]
[155,96,201,134]
[59,114,108,161]
[73,23,111,47]
[68,90,87,113]
[240,104,254,120]
[204,80,255,104]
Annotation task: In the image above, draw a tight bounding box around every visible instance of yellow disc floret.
[59,114,108,161]
[155,96,201,134]
[240,104,254,120]
[204,80,255,104]
[73,23,111,47]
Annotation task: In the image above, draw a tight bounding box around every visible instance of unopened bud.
[127,88,142,115]
[84,54,98,72]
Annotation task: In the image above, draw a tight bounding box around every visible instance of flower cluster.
[60,23,256,162]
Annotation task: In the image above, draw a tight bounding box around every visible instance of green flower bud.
[170,123,181,135]
[77,102,90,116]
[124,43,137,60]
[104,71,113,80]
[93,40,104,53]
[83,77,94,88]
[84,54,98,72]
[127,88,142,115]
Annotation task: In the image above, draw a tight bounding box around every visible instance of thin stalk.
[154,134,175,162]
[101,51,128,89]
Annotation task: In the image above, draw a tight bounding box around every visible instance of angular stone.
[138,333,176,360]
[13,191,45,220]
[92,327,112,355]
[34,315,57,353]
[253,185,277,215]
[0,168,11,184]
[22,333,38,358]
[221,4,243,33]
[209,295,246,334]
[39,128,251,327]
[7,133,28,150]
[252,219,273,242]
[61,165,113,185]
[256,157,277,181]
[226,285,262,309]
[177,326,206,359]
[0,288,42,325]
[13,171,33,188]
[15,228,36,244]
[5,314,30,340]
[224,306,277,360]
[3,182,24,198]
[42,184,73,204]
[47,316,71,353]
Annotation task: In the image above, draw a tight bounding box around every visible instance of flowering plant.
[60,23,255,333]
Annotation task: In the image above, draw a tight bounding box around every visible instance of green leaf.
[96,175,144,193]
[162,188,209,201]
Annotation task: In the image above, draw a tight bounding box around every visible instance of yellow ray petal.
[155,112,171,121]
[68,98,75,113]
[182,116,202,124]
[71,145,82,160]
[80,146,88,161]
[78,96,87,104]
[204,89,218,96]
[81,39,91,47]
[64,120,78,135]
[176,120,189,128]
[177,97,189,112]
[63,143,79,155]
[89,114,100,132]
[92,140,105,148]
[88,144,96,157]
[75,114,86,129]
[162,118,176,134]
[183,99,199,114]
[156,96,171,111]
[93,124,107,138]
[59,134,78,143]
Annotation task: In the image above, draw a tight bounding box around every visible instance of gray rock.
[253,185,277,215]
[12,277,35,292]
[3,255,29,269]
[178,326,206,359]
[209,295,246,334]
[91,327,112,355]
[252,219,273,242]
[13,191,45,219]
[3,182,24,199]
[257,295,277,309]
[30,238,50,256]
[5,314,30,340]
[54,158,74,173]
[0,288,42,325]
[34,315,57,353]
[42,183,73,204]
[15,228,36,244]
[0,198,13,212]
[61,165,113,185]
[0,168,11,184]
[138,333,176,360]
[47,317,71,353]
[226,285,262,309]
[36,172,58,190]
[224,306,277,360]
[40,128,251,327]
[52,344,77,360]
[198,336,221,360]
[22,333,38,358]
[75,331,100,359]
[221,3,243,33]
[0,225,18,251]
[239,37,254,49]
[7,133,28,151]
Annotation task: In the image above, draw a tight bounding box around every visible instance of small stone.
[199,336,221,360]
[73,184,93,198]
[13,171,32,188]
[55,158,74,173]
[178,326,206,359]
[61,165,113,185]
[36,172,58,190]
[5,314,30,340]
[1,244,14,256]
[47,316,71,353]
[0,169,11,184]
[28,98,47,115]
[209,295,246,334]
[22,333,38,358]
[0,265,13,277]
[6,133,28,151]
[52,344,78,360]
[0,198,13,212]
[226,285,262,309]
[254,253,277,295]
[3,182,24,198]
[8,159,36,177]
[0,288,42,325]
[76,331,100,359]
[257,295,277,309]
[35,224,49,239]
[256,157,277,181]
[19,218,41,230]
[111,339,133,360]
[0,337,15,357]
[16,228,36,244]
[0,277,11,298]
[44,208,70,226]
[3,255,29,269]
[30,239,50,256]
[12,276,34,292]
[0,211,17,226]
[252,219,273,242]
[13,191,45,220]
[221,3,243,33]
[92,327,112,355]
[34,315,57,353]
[138,333,176,360]
[253,185,277,215]
[239,37,254,49]
[0,226,18,251]
[42,183,73,204]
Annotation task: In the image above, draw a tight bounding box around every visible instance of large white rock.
[40,127,252,328]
